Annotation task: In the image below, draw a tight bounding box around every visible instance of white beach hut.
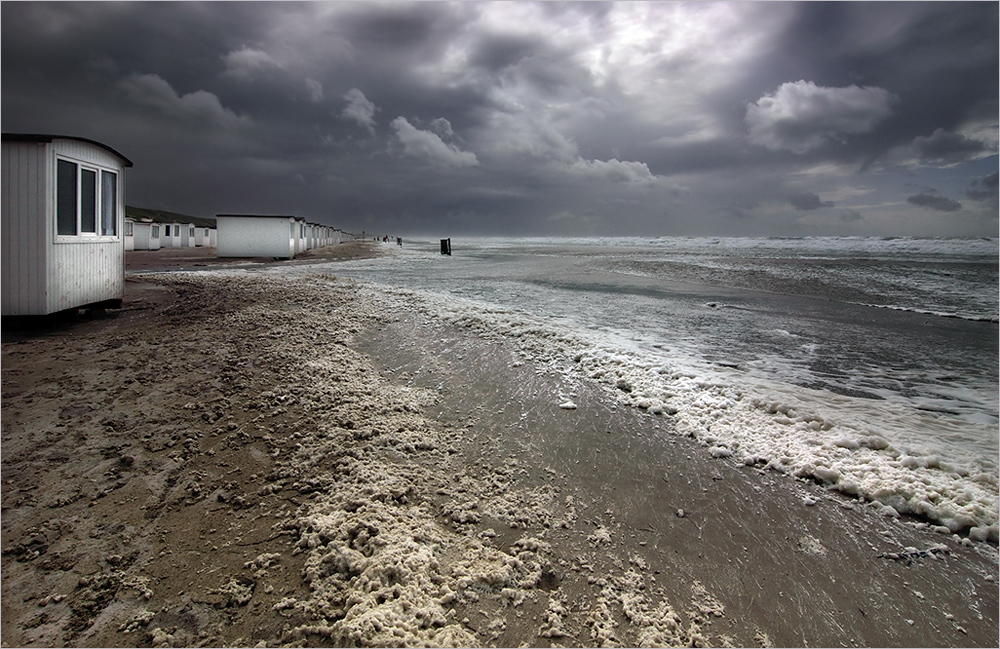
[294,218,308,255]
[194,226,213,247]
[208,227,217,247]
[1,133,132,315]
[216,214,301,259]
[124,217,135,251]
[178,222,197,248]
[132,221,161,250]
[160,222,182,248]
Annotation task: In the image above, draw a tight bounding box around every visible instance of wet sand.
[2,248,997,647]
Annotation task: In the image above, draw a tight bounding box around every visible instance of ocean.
[293,236,999,536]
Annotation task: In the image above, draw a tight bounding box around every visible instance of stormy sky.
[2,1,997,237]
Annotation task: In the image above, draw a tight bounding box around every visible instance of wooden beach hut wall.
[208,227,217,247]
[124,218,135,251]
[2,133,132,316]
[215,214,300,259]
[132,221,161,250]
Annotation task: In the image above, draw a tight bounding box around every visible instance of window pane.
[80,169,97,233]
[101,170,117,236]
[57,159,77,235]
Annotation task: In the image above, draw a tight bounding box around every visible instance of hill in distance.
[127,206,216,229]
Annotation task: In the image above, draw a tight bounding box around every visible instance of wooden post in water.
[440,238,452,255]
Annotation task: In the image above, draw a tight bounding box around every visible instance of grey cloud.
[305,78,323,103]
[117,73,250,128]
[430,118,455,139]
[967,172,999,202]
[788,192,834,211]
[341,88,377,135]
[746,81,896,153]
[390,117,478,168]
[912,128,989,165]
[563,158,657,185]
[222,46,281,78]
[907,193,962,212]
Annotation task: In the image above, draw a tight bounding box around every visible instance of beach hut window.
[101,170,117,236]
[55,158,119,238]
[80,169,97,233]
[152,225,160,237]
[56,159,77,235]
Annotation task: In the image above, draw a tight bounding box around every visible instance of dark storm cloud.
[788,192,833,211]
[967,172,999,202]
[907,193,962,213]
[2,1,996,236]
[913,129,991,165]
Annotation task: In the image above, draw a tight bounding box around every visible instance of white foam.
[370,284,998,536]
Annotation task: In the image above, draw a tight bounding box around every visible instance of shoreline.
[2,265,997,647]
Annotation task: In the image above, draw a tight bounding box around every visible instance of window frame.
[53,155,121,243]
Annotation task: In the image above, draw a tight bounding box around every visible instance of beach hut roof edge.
[2,132,134,168]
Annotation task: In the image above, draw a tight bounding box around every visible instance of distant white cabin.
[194,226,214,247]
[178,222,197,248]
[2,133,132,315]
[216,214,303,259]
[159,222,181,248]
[132,221,162,250]
[124,217,135,251]
[294,217,308,255]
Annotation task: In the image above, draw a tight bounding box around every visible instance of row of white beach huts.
[2,133,351,316]
[125,220,216,251]
[125,215,344,256]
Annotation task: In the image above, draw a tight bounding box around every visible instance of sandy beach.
[2,242,997,648]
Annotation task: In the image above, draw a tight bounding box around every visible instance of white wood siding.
[48,241,123,312]
[2,141,48,315]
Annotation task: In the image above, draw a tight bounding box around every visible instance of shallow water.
[276,237,999,532]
